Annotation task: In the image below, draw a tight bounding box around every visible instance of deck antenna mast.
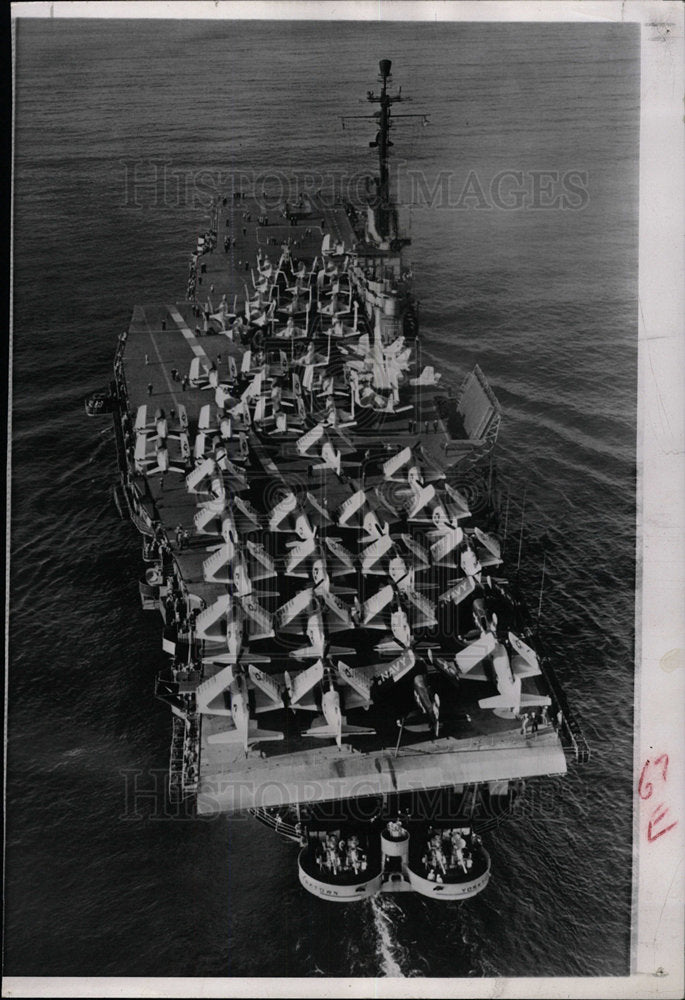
[502,489,511,550]
[516,486,527,572]
[370,58,397,239]
[535,551,547,635]
[341,59,429,244]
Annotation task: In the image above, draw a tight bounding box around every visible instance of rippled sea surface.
[8,18,639,979]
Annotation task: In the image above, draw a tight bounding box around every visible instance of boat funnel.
[379,59,392,79]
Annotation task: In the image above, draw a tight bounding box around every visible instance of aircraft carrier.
[93,60,588,901]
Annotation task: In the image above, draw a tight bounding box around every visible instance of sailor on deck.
[423,834,447,882]
[344,835,367,874]
[386,818,406,839]
[450,830,467,871]
[323,835,341,874]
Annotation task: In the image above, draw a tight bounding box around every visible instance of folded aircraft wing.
[361,584,394,627]
[324,536,356,576]
[407,484,436,521]
[319,590,354,630]
[135,404,150,432]
[175,403,188,430]
[286,660,324,710]
[439,576,476,606]
[134,434,149,463]
[240,596,274,641]
[474,527,501,561]
[382,446,411,481]
[444,483,471,519]
[246,539,277,581]
[285,536,318,576]
[398,533,430,567]
[360,533,394,576]
[328,425,356,456]
[232,495,262,532]
[302,491,335,531]
[196,663,235,715]
[337,649,415,709]
[455,631,497,673]
[294,421,325,456]
[508,632,541,676]
[430,527,463,567]
[274,588,315,633]
[248,665,285,713]
[402,587,438,629]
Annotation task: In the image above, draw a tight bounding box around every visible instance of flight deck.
[111,188,569,817]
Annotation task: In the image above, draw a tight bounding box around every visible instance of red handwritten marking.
[653,753,669,782]
[638,763,652,800]
[648,803,678,842]
[638,754,670,800]
[639,754,678,843]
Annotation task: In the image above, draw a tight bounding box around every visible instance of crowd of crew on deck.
[187,226,218,299]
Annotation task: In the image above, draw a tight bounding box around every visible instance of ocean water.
[8,18,639,979]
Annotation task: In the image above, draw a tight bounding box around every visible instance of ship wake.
[370,895,420,977]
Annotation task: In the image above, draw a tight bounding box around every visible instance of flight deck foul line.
[144,319,181,409]
[168,305,208,360]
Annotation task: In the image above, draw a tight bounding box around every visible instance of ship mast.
[368,58,397,236]
[342,59,428,245]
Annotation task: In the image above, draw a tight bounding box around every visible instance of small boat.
[85,386,115,417]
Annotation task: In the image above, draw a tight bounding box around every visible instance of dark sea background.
[8,18,639,980]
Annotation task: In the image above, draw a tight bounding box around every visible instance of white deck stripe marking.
[143,317,181,408]
[168,305,282,479]
[168,305,208,359]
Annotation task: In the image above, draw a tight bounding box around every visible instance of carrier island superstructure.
[99,61,588,901]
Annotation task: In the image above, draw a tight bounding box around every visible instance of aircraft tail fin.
[247,719,284,743]
[207,726,242,745]
[327,644,356,657]
[519,693,552,709]
[410,365,441,387]
[302,716,375,739]
[302,714,331,736]
[478,677,523,713]
[340,721,376,737]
